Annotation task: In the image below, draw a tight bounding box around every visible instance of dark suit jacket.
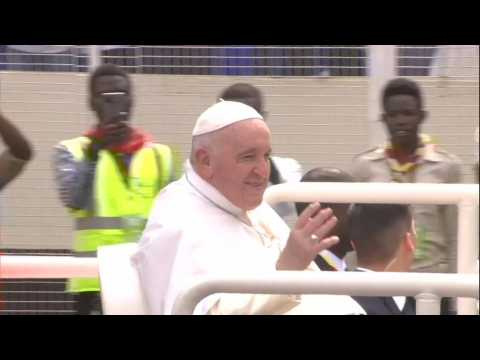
[349,268,416,315]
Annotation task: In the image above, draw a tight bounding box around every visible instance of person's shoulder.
[432,145,462,165]
[55,136,90,148]
[143,143,170,157]
[152,177,223,220]
[353,146,385,162]
[53,136,91,159]
[148,143,178,160]
[146,178,193,223]
[0,149,27,165]
[134,221,185,264]
[150,142,172,149]
[153,176,185,200]
[424,144,462,170]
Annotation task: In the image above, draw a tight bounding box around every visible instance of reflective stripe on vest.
[75,216,147,230]
[74,251,97,257]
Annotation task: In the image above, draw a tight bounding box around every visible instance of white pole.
[367,45,397,147]
[0,256,98,279]
[457,199,479,315]
[415,293,441,315]
[264,182,478,206]
[89,45,101,72]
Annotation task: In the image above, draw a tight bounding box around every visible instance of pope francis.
[132,100,365,315]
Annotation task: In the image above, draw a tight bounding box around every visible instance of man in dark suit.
[349,204,417,315]
[295,167,354,272]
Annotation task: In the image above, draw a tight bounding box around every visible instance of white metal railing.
[171,272,479,315]
[1,182,477,315]
[1,45,369,75]
[385,45,479,78]
[0,256,98,279]
[1,255,477,315]
[263,182,479,315]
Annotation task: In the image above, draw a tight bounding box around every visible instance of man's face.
[209,119,271,211]
[90,75,132,127]
[382,94,425,146]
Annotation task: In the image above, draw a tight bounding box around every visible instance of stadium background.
[0,45,478,314]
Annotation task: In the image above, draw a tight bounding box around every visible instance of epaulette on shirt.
[429,146,461,163]
[415,139,459,163]
[353,146,385,161]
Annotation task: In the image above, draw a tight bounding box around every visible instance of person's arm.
[207,203,340,315]
[53,121,132,210]
[206,203,338,315]
[52,143,97,210]
[0,112,33,161]
[0,112,33,190]
[204,291,301,315]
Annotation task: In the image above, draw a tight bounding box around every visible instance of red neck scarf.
[386,147,420,165]
[84,126,152,154]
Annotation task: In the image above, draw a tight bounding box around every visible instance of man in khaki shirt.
[351,78,462,313]
[0,111,33,191]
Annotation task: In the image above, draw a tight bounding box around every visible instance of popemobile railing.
[1,182,478,315]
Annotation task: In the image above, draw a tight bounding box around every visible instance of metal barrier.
[1,182,477,315]
[0,45,369,75]
[171,272,479,315]
[1,256,477,315]
[0,256,98,279]
[2,45,476,77]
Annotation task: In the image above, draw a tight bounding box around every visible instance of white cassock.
[132,161,365,315]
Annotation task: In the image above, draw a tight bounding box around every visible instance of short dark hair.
[382,78,423,111]
[350,204,412,264]
[295,167,354,216]
[219,83,264,114]
[89,64,130,95]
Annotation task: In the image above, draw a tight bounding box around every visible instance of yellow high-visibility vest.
[60,136,177,292]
